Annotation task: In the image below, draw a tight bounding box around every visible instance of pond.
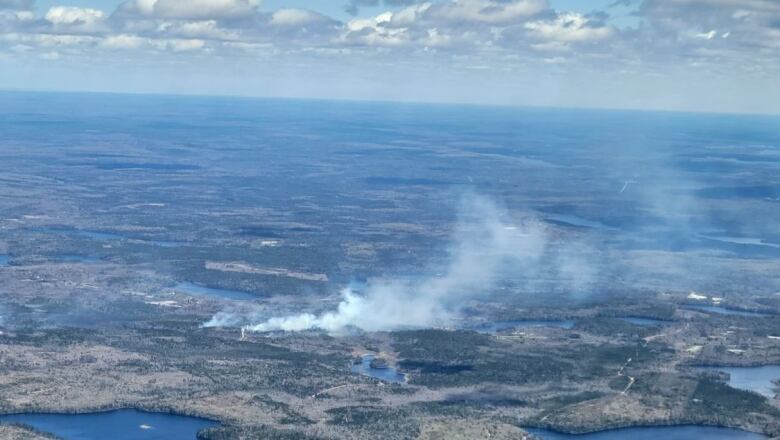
[699,365,780,398]
[682,305,770,317]
[0,409,218,440]
[527,425,767,439]
[174,282,259,301]
[351,355,406,383]
[474,320,575,333]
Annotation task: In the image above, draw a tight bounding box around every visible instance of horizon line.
[2,87,779,119]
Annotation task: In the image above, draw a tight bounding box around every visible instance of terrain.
[0,92,779,439]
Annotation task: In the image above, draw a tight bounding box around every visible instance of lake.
[0,255,8,267]
[351,355,406,383]
[699,365,780,398]
[0,409,218,440]
[174,282,259,301]
[527,425,767,439]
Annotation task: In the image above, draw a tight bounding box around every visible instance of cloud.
[637,0,780,51]
[116,0,260,20]
[100,33,147,49]
[45,6,106,32]
[340,0,551,48]
[694,29,717,39]
[344,0,420,16]
[164,37,206,51]
[0,0,779,112]
[2,0,774,62]
[525,12,613,44]
[424,0,547,24]
[270,9,333,27]
[156,20,238,40]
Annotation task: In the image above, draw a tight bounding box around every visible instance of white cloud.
[390,3,431,26]
[164,38,206,51]
[0,9,32,23]
[100,33,147,49]
[271,9,329,26]
[0,0,778,114]
[156,20,237,40]
[343,11,412,46]
[694,29,717,40]
[99,34,208,52]
[118,0,259,20]
[1,32,98,46]
[525,12,613,43]
[45,6,106,32]
[427,0,547,24]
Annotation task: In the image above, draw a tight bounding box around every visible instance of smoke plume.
[237,195,548,333]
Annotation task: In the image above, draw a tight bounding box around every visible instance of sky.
[1,0,779,114]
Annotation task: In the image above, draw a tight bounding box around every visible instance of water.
[699,365,780,398]
[0,409,218,440]
[682,305,770,317]
[81,162,200,171]
[0,255,8,267]
[618,317,669,327]
[527,426,767,439]
[174,282,259,301]
[474,320,575,333]
[351,355,406,383]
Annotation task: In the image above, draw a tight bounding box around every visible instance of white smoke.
[238,195,548,334]
[203,309,250,328]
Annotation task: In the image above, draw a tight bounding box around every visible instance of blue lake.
[682,305,770,317]
[0,409,218,440]
[0,255,8,267]
[351,355,406,383]
[527,426,767,439]
[175,282,259,301]
[475,320,575,333]
[699,365,780,398]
